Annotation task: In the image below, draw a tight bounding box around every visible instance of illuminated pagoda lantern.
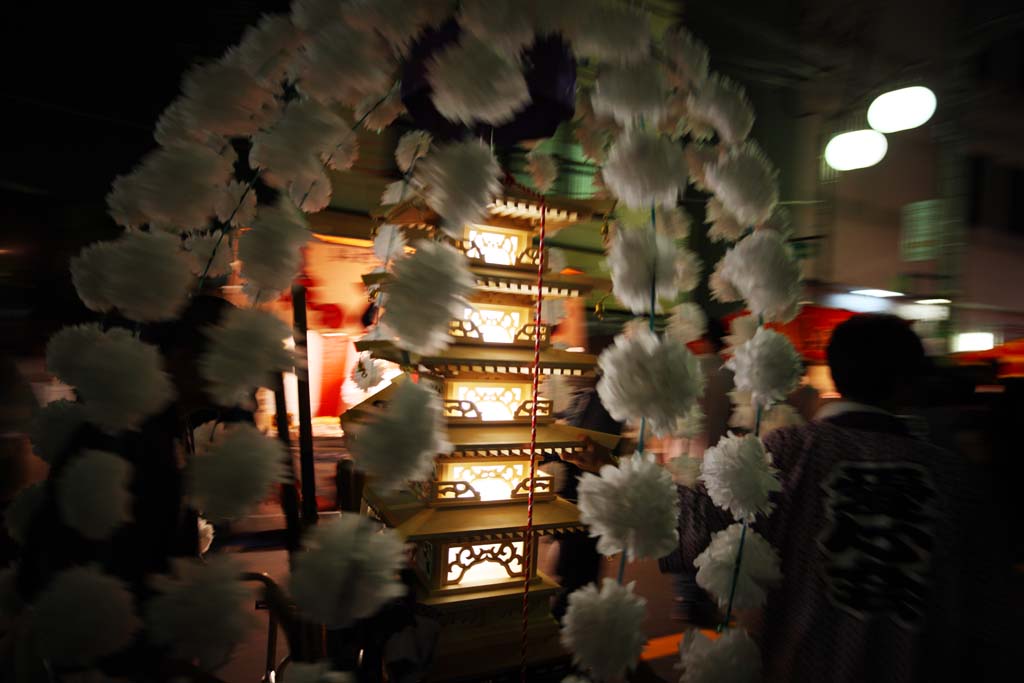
[344,189,617,680]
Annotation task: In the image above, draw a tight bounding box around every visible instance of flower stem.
[617,551,628,584]
[719,519,748,630]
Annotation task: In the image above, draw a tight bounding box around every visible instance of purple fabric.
[675,413,1006,683]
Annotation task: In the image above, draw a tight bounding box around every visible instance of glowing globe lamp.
[824,130,888,171]
[867,86,937,133]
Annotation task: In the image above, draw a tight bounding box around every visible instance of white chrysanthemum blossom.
[602,130,687,209]
[351,352,385,391]
[676,247,702,293]
[700,433,781,522]
[146,557,254,670]
[663,26,709,89]
[380,177,425,206]
[188,423,287,522]
[728,391,804,435]
[5,482,43,545]
[178,59,277,137]
[215,180,257,227]
[666,454,702,488]
[658,206,691,239]
[348,380,449,490]
[286,661,354,683]
[527,151,558,194]
[418,140,501,237]
[724,314,759,355]
[608,227,691,314]
[46,326,175,434]
[343,0,450,57]
[293,23,392,105]
[290,0,344,31]
[57,450,133,541]
[569,1,651,65]
[695,524,782,610]
[355,87,405,132]
[575,123,611,163]
[199,307,293,407]
[373,224,407,265]
[678,628,761,683]
[706,142,779,227]
[395,130,432,173]
[677,403,706,439]
[382,240,475,355]
[289,165,334,213]
[290,514,406,628]
[458,0,535,56]
[597,327,705,436]
[231,14,303,85]
[577,453,680,560]
[726,327,803,409]
[686,75,754,146]
[187,233,235,279]
[560,579,647,681]
[667,303,707,344]
[684,143,719,191]
[72,231,194,322]
[109,143,233,231]
[154,99,223,149]
[198,517,215,555]
[324,133,359,173]
[706,197,746,243]
[237,198,310,300]
[29,399,85,463]
[720,231,801,322]
[591,60,667,127]
[427,36,531,126]
[32,566,141,667]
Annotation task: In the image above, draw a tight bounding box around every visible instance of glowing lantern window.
[436,461,553,502]
[448,381,531,421]
[444,540,525,587]
[465,225,526,266]
[460,304,530,344]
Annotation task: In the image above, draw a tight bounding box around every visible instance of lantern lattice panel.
[443,540,526,588]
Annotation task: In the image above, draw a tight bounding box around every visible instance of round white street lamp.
[867,86,937,133]
[824,129,889,171]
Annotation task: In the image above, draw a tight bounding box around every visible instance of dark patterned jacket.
[675,411,1009,683]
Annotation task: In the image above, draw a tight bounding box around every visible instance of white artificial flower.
[706,197,746,243]
[458,0,535,57]
[726,327,802,409]
[215,179,257,227]
[539,460,569,493]
[597,327,705,436]
[71,231,194,322]
[700,434,781,522]
[289,514,406,628]
[380,178,423,206]
[29,399,85,463]
[686,75,754,146]
[178,58,278,138]
[348,380,450,490]
[678,628,761,683]
[657,205,691,239]
[186,232,235,279]
[720,230,801,322]
[527,151,558,194]
[395,130,432,173]
[427,36,531,126]
[591,59,667,127]
[286,660,354,683]
[199,307,293,407]
[381,240,475,356]
[290,0,345,31]
[342,0,450,57]
[577,453,680,560]
[728,392,804,435]
[373,224,407,265]
[575,123,610,163]
[355,87,405,132]
[663,26,709,89]
[608,227,693,314]
[45,326,175,434]
[154,98,223,149]
[288,165,334,213]
[684,143,719,191]
[108,143,233,231]
[560,579,647,681]
[231,14,304,85]
[666,454,702,488]
[146,557,253,670]
[706,142,779,227]
[188,423,287,522]
[724,314,759,355]
[760,204,793,238]
[667,303,707,344]
[418,139,501,237]
[32,566,141,666]
[57,450,133,541]
[5,482,44,545]
[237,198,310,300]
[677,403,706,439]
[602,129,687,209]
[292,23,391,106]
[569,1,651,65]
[351,351,384,391]
[695,523,781,610]
[198,517,215,555]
